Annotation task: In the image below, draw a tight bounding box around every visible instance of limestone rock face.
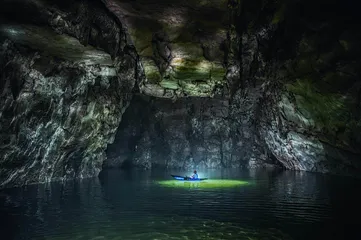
[102,0,229,98]
[105,95,277,170]
[0,0,139,188]
[250,0,361,174]
[107,0,361,175]
[1,0,361,187]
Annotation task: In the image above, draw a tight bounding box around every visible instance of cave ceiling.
[1,0,230,98]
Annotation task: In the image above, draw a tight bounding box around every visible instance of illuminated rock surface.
[106,95,276,169]
[102,0,229,98]
[0,0,140,188]
[106,0,361,174]
[1,0,361,188]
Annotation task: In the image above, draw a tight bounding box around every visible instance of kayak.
[171,175,208,181]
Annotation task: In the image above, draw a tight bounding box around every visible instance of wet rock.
[101,0,229,98]
[259,86,361,174]
[105,94,276,169]
[0,0,139,188]
[107,0,361,175]
[1,0,361,183]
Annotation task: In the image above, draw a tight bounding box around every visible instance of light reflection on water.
[0,168,360,240]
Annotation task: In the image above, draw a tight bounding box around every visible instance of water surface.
[0,168,360,240]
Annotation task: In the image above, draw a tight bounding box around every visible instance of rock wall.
[1,0,360,187]
[104,0,279,171]
[0,0,140,188]
[106,0,361,175]
[237,0,361,174]
[105,94,278,169]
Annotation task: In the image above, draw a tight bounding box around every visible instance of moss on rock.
[171,42,205,59]
[139,46,153,57]
[286,78,350,132]
[170,58,212,81]
[179,79,215,96]
[126,19,160,52]
[111,0,229,97]
[211,62,226,83]
[159,79,180,90]
[142,57,162,83]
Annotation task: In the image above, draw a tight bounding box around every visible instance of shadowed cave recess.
[0,0,360,188]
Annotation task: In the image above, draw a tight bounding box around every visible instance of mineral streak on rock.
[0,0,139,188]
[106,0,361,176]
[101,0,229,99]
[1,0,361,189]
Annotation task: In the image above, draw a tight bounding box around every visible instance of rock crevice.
[1,0,361,189]
[106,0,361,175]
[101,0,230,99]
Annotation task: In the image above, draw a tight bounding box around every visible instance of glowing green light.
[157,179,250,188]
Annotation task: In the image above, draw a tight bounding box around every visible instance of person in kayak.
[190,170,198,179]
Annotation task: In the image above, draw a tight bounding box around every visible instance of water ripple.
[1,169,361,240]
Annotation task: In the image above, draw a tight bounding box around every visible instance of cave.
[2,0,360,188]
[0,0,361,238]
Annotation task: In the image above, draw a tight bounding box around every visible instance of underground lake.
[1,0,361,239]
[1,168,360,240]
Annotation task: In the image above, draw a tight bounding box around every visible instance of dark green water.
[0,168,360,240]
